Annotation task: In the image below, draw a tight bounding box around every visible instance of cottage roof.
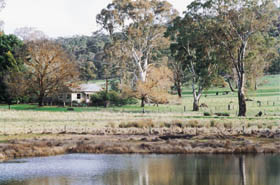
[72,84,102,92]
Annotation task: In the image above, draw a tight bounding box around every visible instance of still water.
[0,154,279,185]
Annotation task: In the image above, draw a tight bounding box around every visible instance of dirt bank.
[0,127,279,161]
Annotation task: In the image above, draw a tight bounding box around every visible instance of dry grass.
[0,109,279,134]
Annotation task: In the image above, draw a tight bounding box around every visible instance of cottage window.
[67,94,71,99]
[59,94,63,99]
[77,94,81,99]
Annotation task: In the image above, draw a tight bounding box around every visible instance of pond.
[0,154,279,185]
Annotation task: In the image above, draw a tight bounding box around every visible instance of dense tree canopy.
[166,14,220,111]
[56,34,110,81]
[20,40,80,106]
[0,33,23,102]
[186,0,279,116]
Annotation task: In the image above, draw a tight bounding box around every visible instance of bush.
[210,120,216,127]
[110,80,120,92]
[91,90,137,107]
[214,112,230,117]
[204,112,212,116]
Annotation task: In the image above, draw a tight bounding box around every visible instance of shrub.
[110,80,120,92]
[91,90,137,107]
[163,122,172,128]
[172,120,184,128]
[210,120,216,127]
[214,112,230,117]
[67,107,75,111]
[204,112,212,116]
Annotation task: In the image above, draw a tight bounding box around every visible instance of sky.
[1,0,193,38]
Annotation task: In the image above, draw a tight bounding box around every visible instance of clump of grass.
[188,120,199,128]
[171,120,184,128]
[210,120,216,127]
[159,122,168,128]
[224,122,233,129]
[119,119,154,128]
[106,122,116,128]
[266,122,277,130]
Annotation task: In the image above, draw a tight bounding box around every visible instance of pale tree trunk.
[132,48,149,83]
[254,79,257,91]
[192,77,202,111]
[193,97,200,111]
[237,41,247,117]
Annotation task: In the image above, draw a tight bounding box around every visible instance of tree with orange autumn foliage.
[135,65,173,107]
[21,40,79,106]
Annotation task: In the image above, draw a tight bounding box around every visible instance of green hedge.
[91,91,137,107]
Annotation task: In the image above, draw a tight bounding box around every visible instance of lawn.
[0,75,279,118]
[0,74,279,136]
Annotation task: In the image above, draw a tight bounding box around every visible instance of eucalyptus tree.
[166,15,220,111]
[187,0,279,116]
[96,0,178,84]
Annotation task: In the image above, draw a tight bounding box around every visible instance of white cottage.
[58,84,102,104]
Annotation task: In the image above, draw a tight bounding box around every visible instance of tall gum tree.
[188,0,279,116]
[166,15,220,111]
[96,0,178,84]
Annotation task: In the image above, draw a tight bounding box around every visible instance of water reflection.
[0,154,279,185]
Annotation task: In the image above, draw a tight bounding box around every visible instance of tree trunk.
[141,97,145,107]
[238,73,246,116]
[226,79,236,92]
[105,78,109,93]
[237,40,248,117]
[38,95,44,107]
[191,76,201,112]
[193,98,199,111]
[238,90,246,116]
[177,82,182,98]
[254,80,257,91]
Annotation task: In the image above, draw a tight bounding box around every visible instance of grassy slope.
[0,75,279,117]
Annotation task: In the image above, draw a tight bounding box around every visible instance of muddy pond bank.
[0,127,280,161]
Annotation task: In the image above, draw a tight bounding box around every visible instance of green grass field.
[0,74,279,118]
